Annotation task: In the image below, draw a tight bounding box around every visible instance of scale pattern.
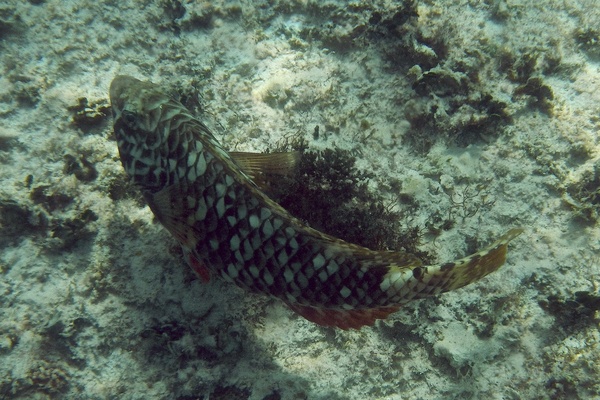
[110,75,522,329]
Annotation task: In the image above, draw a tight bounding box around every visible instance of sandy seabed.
[0,1,599,399]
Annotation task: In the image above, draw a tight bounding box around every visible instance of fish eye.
[122,110,139,129]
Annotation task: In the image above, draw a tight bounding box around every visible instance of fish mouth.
[109,75,141,116]
[110,75,141,102]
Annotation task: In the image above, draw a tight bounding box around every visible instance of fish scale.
[110,75,523,330]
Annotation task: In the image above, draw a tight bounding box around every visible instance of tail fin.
[384,229,523,303]
[287,229,522,330]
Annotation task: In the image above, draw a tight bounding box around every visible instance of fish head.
[110,75,184,192]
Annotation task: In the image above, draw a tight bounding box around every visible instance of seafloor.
[1,1,599,399]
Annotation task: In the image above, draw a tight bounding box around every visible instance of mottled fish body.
[110,75,522,329]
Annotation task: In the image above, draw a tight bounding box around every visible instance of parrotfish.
[110,75,522,330]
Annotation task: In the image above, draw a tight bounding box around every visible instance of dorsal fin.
[229,151,299,191]
[229,151,300,177]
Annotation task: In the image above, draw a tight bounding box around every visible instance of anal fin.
[286,303,400,330]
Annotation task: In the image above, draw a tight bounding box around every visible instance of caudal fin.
[286,229,522,330]
[383,228,524,303]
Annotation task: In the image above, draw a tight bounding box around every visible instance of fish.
[109,75,523,330]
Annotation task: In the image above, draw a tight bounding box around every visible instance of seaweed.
[539,291,600,332]
[448,183,496,221]
[107,175,144,203]
[403,86,511,152]
[209,385,251,400]
[0,131,20,152]
[353,1,440,70]
[574,28,600,60]
[526,271,600,335]
[513,76,554,115]
[48,209,98,250]
[10,75,42,107]
[67,97,111,131]
[29,184,99,249]
[266,137,432,262]
[0,200,45,247]
[500,50,540,84]
[263,1,422,55]
[545,376,578,400]
[564,162,600,222]
[13,360,70,396]
[161,0,243,33]
[30,185,74,213]
[395,42,513,153]
[0,7,25,39]
[63,154,98,182]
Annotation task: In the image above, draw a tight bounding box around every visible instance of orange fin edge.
[286,303,400,330]
[183,249,211,283]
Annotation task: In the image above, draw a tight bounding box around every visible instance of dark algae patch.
[564,161,600,222]
[267,138,432,262]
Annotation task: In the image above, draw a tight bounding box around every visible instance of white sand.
[0,0,599,399]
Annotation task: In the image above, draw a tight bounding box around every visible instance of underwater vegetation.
[574,27,600,61]
[540,290,600,332]
[268,137,432,262]
[564,162,600,222]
